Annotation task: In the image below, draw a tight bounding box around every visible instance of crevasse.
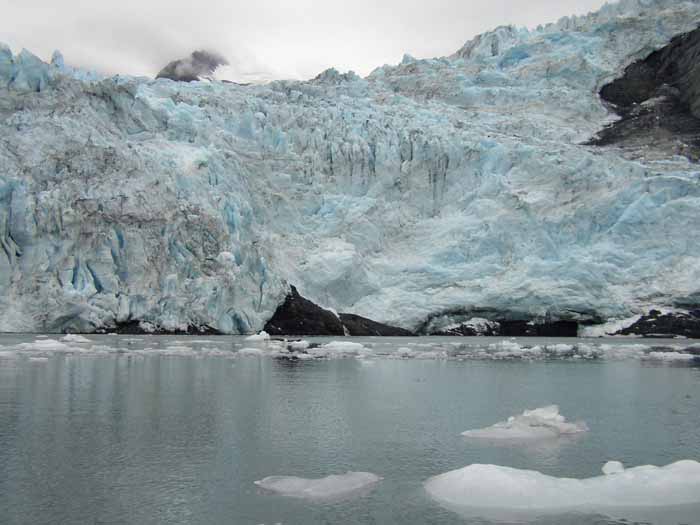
[1,0,700,333]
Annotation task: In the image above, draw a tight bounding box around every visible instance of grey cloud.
[0,0,608,82]
[156,50,229,82]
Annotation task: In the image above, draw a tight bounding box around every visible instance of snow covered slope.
[2,0,700,333]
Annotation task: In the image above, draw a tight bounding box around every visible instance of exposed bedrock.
[589,27,700,160]
[417,308,586,337]
[614,309,700,338]
[264,286,413,336]
[337,313,414,337]
[432,320,580,337]
[102,320,222,335]
[156,50,228,82]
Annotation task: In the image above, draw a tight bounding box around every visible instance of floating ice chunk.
[396,347,415,358]
[546,344,574,354]
[16,339,71,352]
[309,341,369,358]
[160,345,195,356]
[320,341,366,352]
[61,334,91,343]
[255,472,381,501]
[424,461,700,519]
[28,356,49,363]
[237,347,264,357]
[602,461,625,475]
[246,331,271,342]
[461,405,588,440]
[644,352,697,361]
[288,340,310,351]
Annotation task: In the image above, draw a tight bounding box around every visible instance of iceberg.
[3,1,700,334]
[425,461,700,520]
[61,334,91,343]
[236,347,265,357]
[245,331,271,342]
[254,472,381,501]
[461,405,588,440]
[15,339,71,352]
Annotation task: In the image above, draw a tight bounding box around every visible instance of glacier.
[2,0,700,334]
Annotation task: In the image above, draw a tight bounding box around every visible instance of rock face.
[264,286,413,336]
[103,320,221,335]
[589,27,700,161]
[615,310,700,338]
[3,1,700,335]
[264,286,345,336]
[156,50,228,82]
[337,313,414,337]
[422,314,580,337]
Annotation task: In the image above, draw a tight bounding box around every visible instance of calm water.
[1,335,699,525]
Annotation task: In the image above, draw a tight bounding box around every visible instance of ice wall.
[2,0,700,333]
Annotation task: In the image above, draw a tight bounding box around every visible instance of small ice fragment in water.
[16,339,71,352]
[644,352,696,361]
[237,347,264,357]
[288,340,310,351]
[246,331,271,342]
[61,334,91,343]
[603,461,625,475]
[255,472,381,501]
[424,461,700,518]
[317,341,366,354]
[461,405,588,440]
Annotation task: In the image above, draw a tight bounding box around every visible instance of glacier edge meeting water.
[3,0,700,335]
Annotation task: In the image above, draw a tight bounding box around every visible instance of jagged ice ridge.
[2,0,700,333]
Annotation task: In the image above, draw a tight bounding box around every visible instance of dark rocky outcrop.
[614,309,700,338]
[264,286,345,336]
[430,319,579,337]
[497,320,579,337]
[417,306,587,337]
[101,320,222,335]
[588,27,700,160]
[338,313,414,337]
[156,50,228,82]
[264,286,414,336]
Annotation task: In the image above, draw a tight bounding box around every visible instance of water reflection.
[0,339,699,524]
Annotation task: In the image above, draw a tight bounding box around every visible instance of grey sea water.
[0,335,699,524]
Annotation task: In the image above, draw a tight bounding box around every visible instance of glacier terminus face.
[2,0,700,334]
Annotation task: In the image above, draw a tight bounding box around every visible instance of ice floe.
[602,461,625,476]
[246,331,271,342]
[15,339,71,352]
[255,472,381,501]
[313,341,368,357]
[61,334,91,343]
[644,352,698,361]
[237,347,265,357]
[424,461,700,519]
[288,340,310,351]
[461,405,589,440]
[3,335,700,364]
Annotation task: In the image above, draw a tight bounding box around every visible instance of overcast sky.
[2,0,608,82]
